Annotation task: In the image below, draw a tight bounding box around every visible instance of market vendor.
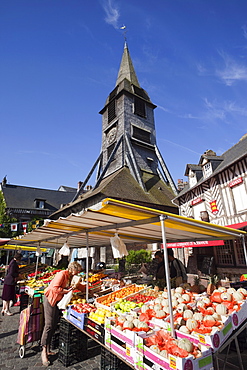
[40,261,83,366]
[168,248,187,287]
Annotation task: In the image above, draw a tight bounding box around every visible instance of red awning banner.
[166,240,224,248]
[226,221,247,230]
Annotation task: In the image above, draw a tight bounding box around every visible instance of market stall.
[5,198,247,369]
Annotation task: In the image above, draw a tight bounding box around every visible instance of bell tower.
[72,42,178,203]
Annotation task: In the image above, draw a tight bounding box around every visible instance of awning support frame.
[160,214,176,338]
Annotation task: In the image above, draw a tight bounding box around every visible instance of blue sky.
[1,0,247,191]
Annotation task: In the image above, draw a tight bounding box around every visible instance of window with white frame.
[203,162,212,178]
[35,199,45,209]
[189,170,197,188]
[231,182,247,213]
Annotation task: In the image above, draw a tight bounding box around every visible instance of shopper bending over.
[41,261,83,366]
[1,252,23,316]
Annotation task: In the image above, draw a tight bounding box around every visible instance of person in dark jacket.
[154,251,165,279]
[167,248,187,287]
[1,252,22,316]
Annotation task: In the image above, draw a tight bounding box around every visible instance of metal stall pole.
[241,235,247,266]
[160,214,176,338]
[5,250,10,276]
[35,253,39,278]
[86,232,89,302]
[34,244,41,278]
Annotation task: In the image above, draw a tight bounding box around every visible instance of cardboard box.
[150,313,233,352]
[175,315,233,351]
[231,300,247,328]
[85,317,105,343]
[135,332,213,370]
[110,325,136,347]
[105,317,136,365]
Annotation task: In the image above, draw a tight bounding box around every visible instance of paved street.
[0,284,101,370]
[1,283,247,370]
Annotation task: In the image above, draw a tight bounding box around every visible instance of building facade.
[173,134,247,278]
[0,176,76,235]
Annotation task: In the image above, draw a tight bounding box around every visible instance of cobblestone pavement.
[0,285,101,370]
[1,284,247,370]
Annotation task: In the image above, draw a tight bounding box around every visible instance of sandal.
[5,311,13,316]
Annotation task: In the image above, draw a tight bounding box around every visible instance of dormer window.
[189,170,197,187]
[203,162,212,178]
[35,199,45,209]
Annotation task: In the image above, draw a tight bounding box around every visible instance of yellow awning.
[6,198,245,249]
[1,244,47,252]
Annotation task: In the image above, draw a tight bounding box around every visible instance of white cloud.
[178,113,201,119]
[216,51,247,86]
[160,139,201,156]
[101,0,120,29]
[223,100,247,116]
[196,63,207,75]
[204,98,227,121]
[156,104,171,113]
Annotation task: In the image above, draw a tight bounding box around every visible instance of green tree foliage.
[27,218,44,232]
[126,249,152,268]
[0,191,18,238]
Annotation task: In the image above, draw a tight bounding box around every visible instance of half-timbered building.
[173,134,247,279]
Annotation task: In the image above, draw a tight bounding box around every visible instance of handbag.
[57,290,73,310]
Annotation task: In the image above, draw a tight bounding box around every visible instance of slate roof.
[175,134,247,198]
[116,41,141,88]
[184,164,202,176]
[2,184,76,212]
[51,167,178,219]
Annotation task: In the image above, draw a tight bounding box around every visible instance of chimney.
[77,181,83,191]
[86,185,92,191]
[2,176,7,187]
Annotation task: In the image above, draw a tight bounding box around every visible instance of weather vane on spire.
[120,25,127,41]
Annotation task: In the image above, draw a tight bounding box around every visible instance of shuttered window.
[134,97,146,118]
[132,126,151,144]
[108,100,116,123]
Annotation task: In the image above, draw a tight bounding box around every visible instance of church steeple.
[72,42,178,200]
[115,42,140,87]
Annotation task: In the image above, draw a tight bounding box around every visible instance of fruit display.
[113,299,144,313]
[88,307,115,324]
[135,285,247,338]
[71,302,97,314]
[127,292,156,304]
[95,284,145,307]
[112,313,150,332]
[88,272,107,283]
[144,329,203,359]
[25,268,62,290]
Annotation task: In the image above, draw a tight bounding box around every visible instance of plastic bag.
[57,290,73,310]
[110,233,128,258]
[58,242,70,256]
